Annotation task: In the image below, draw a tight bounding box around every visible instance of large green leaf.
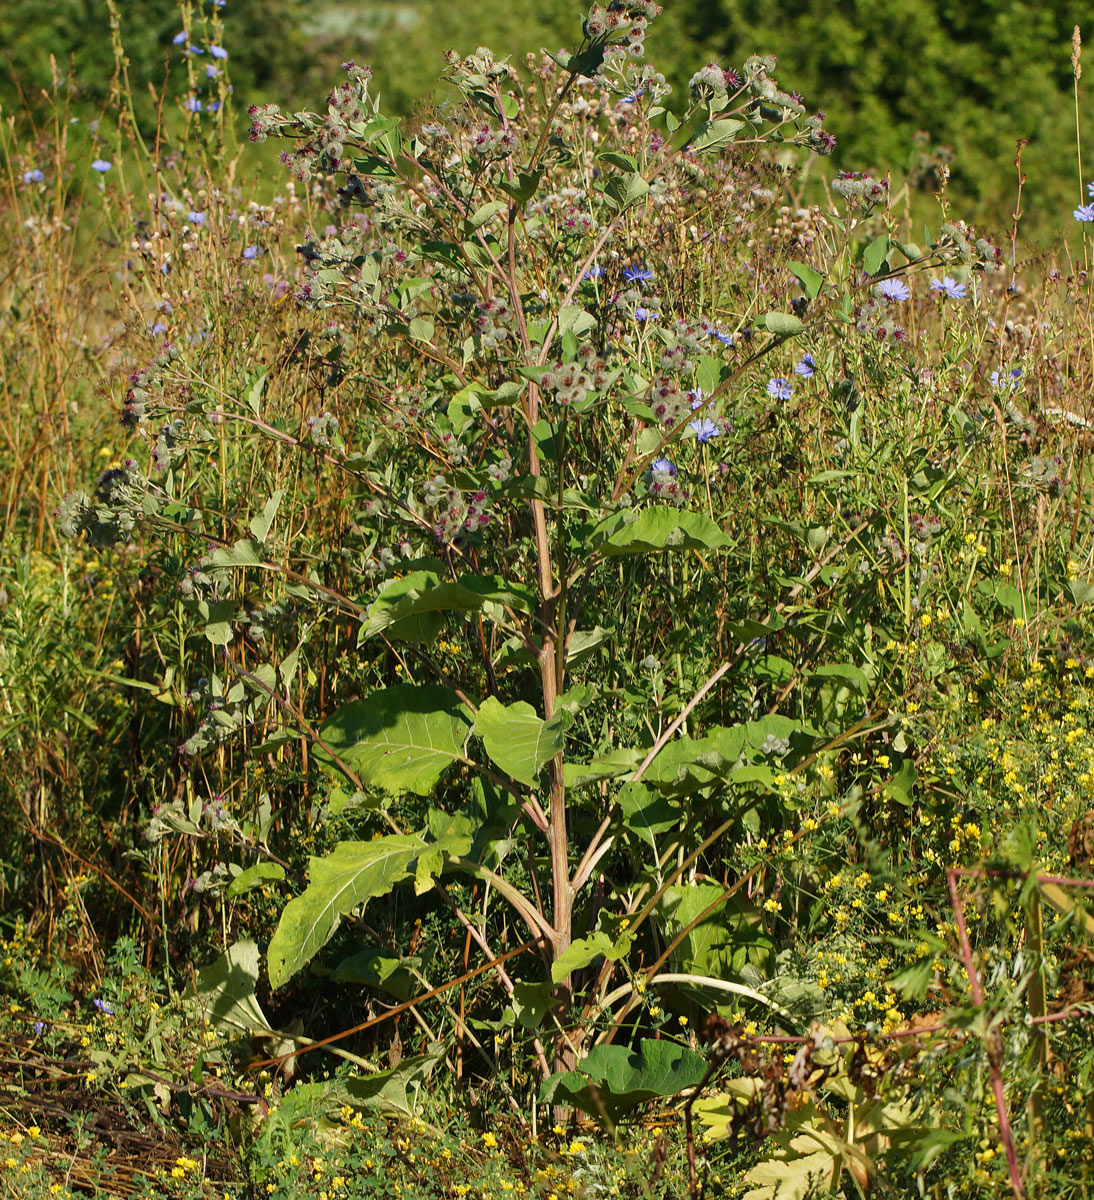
[563,748,644,789]
[194,939,275,1036]
[599,171,649,212]
[594,508,729,557]
[662,885,774,980]
[642,725,747,792]
[475,696,567,787]
[763,311,804,335]
[690,117,745,152]
[318,685,472,794]
[267,836,424,987]
[226,862,285,898]
[268,1049,444,1128]
[742,1147,837,1200]
[618,782,680,848]
[863,234,891,276]
[329,946,418,1000]
[362,571,536,643]
[414,808,474,895]
[506,980,554,1030]
[539,1039,708,1126]
[248,491,284,545]
[551,931,632,984]
[787,260,824,299]
[638,717,811,797]
[558,305,597,336]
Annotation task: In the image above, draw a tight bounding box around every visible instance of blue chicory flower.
[582,264,604,279]
[243,245,260,259]
[23,168,45,183]
[1075,203,1094,223]
[90,159,112,173]
[929,275,967,299]
[767,377,793,400]
[634,306,650,322]
[876,278,911,302]
[172,30,187,44]
[33,1021,49,1036]
[209,45,229,59]
[990,367,1023,390]
[794,353,815,377]
[185,97,203,113]
[187,211,205,225]
[206,64,221,78]
[689,417,720,443]
[1089,180,1094,198]
[93,998,115,1015]
[149,321,168,334]
[709,327,735,346]
[623,265,654,283]
[650,457,676,475]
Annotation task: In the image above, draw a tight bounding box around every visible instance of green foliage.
[4,1,1094,1197]
[684,0,1094,225]
[541,1038,709,1126]
[268,836,433,987]
[0,0,317,132]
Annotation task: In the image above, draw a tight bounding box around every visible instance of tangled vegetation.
[1,2,1094,1198]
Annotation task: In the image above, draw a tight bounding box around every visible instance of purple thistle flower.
[689,417,720,442]
[623,265,654,283]
[876,278,911,302]
[767,377,793,400]
[1074,203,1094,223]
[929,275,966,299]
[90,159,112,173]
[794,353,815,377]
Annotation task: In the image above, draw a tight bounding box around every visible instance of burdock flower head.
[689,62,736,104]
